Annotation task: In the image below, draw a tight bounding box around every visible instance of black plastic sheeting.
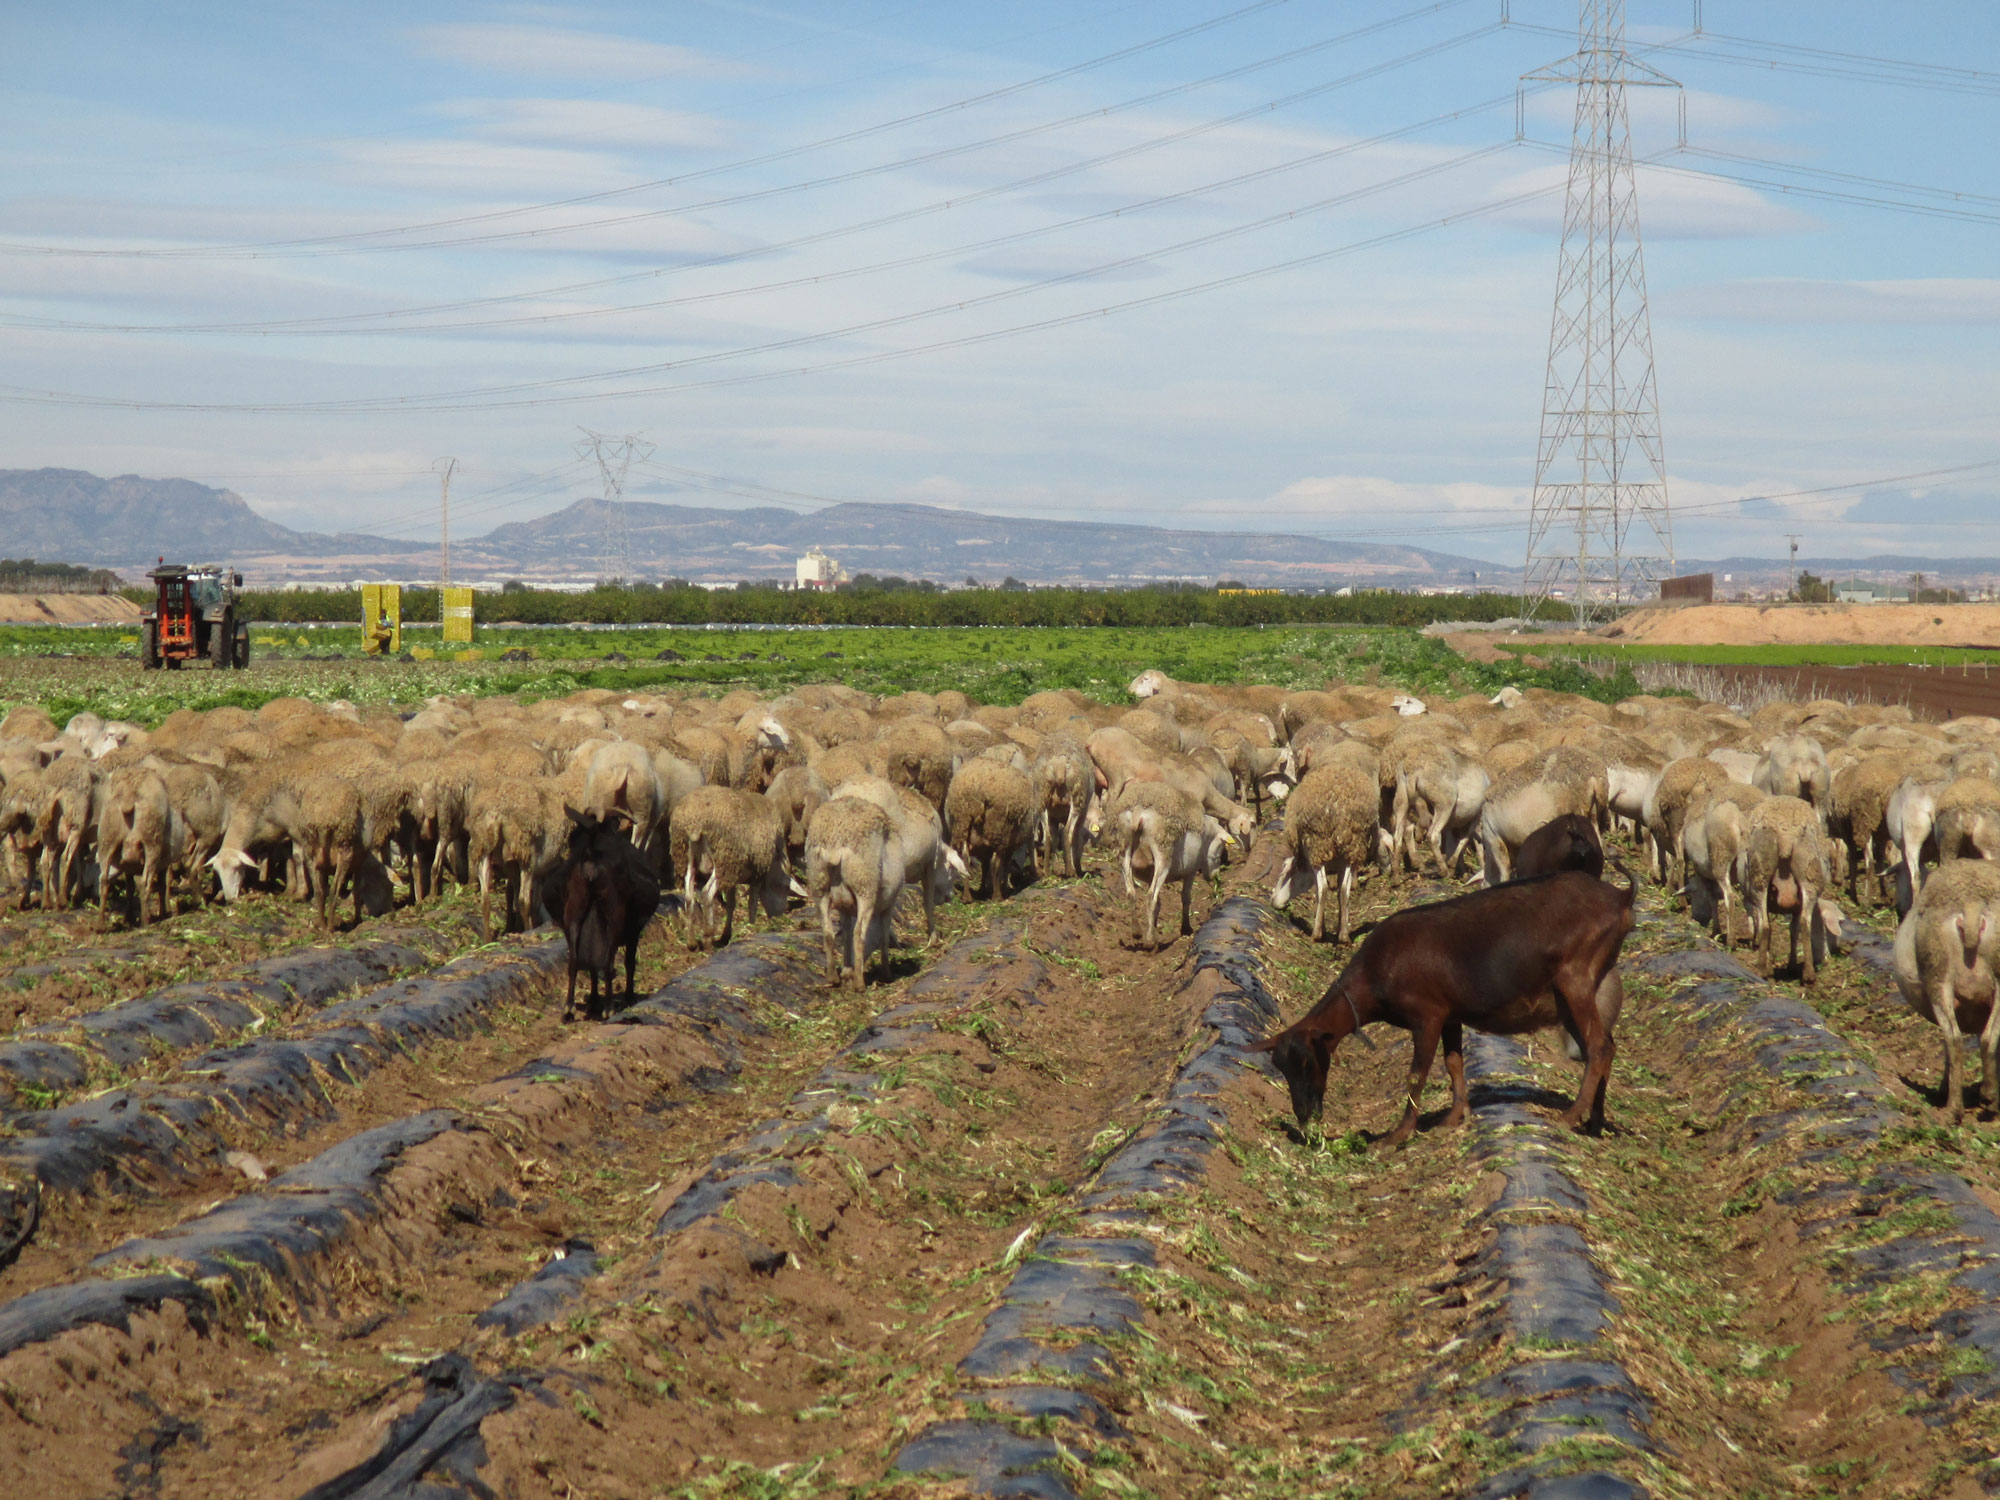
[1402,1030,1656,1499]
[0,1272,214,1360]
[0,940,566,1195]
[0,928,446,1101]
[897,896,1280,1497]
[296,1354,527,1500]
[1633,945,2000,1423]
[474,1239,599,1336]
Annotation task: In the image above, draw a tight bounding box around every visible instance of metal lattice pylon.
[1521,0,1678,625]
[575,428,654,584]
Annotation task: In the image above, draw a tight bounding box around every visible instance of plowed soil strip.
[0,926,833,1495]
[198,870,1248,1498]
[0,922,459,1106]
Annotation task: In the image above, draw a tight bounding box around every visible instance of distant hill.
[461,497,1507,590]
[0,469,423,574]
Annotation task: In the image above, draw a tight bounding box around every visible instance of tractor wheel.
[140,621,160,670]
[210,616,232,670]
[233,624,251,669]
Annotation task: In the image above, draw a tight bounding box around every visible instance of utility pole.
[434,457,457,592]
[574,429,653,584]
[1785,534,1801,600]
[1521,0,1681,626]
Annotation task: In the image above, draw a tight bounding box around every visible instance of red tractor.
[141,562,250,670]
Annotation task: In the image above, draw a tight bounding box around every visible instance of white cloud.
[409,23,732,81]
[437,98,731,151]
[1671,277,2000,325]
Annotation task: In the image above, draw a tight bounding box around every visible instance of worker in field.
[366,606,394,656]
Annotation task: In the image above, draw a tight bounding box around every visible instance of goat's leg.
[564,961,579,1023]
[1384,1020,1443,1147]
[1439,1021,1468,1131]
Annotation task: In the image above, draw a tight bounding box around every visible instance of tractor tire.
[140,620,160,670]
[233,624,251,669]
[210,616,232,670]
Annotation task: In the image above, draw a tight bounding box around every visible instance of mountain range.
[6,467,1994,594]
[0,468,1504,589]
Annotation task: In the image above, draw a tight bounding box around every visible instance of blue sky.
[2,1,1997,568]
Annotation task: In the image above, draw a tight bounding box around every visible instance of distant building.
[1835,581,1907,604]
[795,547,847,590]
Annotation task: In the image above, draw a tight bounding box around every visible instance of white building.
[795,547,848,590]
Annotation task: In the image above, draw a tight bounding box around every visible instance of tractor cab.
[142,561,249,670]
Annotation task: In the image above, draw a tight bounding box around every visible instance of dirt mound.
[1607,601,2000,647]
[0,593,142,625]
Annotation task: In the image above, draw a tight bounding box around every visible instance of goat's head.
[1246,1028,1332,1129]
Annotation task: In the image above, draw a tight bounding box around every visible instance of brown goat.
[1248,867,1637,1144]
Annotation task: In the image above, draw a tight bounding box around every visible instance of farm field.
[2,667,2000,1498]
[0,624,1636,725]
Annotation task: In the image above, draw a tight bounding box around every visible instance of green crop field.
[1503,639,2000,669]
[0,623,1642,726]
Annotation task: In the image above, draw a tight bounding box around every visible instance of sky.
[2,0,1997,570]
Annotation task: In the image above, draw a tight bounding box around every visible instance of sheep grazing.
[1101,780,1231,949]
[1742,795,1836,983]
[803,796,904,990]
[294,776,367,933]
[468,778,563,938]
[1682,782,1767,947]
[828,776,966,939]
[1270,763,1376,943]
[669,785,790,949]
[1895,858,2000,1121]
[1934,776,2000,865]
[1641,756,1734,889]
[764,765,829,871]
[1030,734,1095,878]
[944,757,1038,901]
[581,740,667,864]
[558,808,663,1022]
[1753,732,1832,817]
[96,768,181,925]
[1388,738,1462,876]
[1478,752,1602,887]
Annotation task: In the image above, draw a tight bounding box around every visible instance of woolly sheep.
[1099,779,1230,950]
[1894,858,2000,1121]
[943,756,1039,901]
[803,795,904,990]
[1270,763,1376,943]
[669,785,790,949]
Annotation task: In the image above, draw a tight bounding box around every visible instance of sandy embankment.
[1604,602,2000,648]
[0,593,145,625]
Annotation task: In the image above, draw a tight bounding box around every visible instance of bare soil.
[0,593,143,626]
[1606,601,2000,648]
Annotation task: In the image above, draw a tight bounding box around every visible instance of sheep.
[1478,753,1602,887]
[1934,777,2000,866]
[944,757,1039,901]
[1753,732,1832,817]
[764,764,829,871]
[1888,766,1957,911]
[95,768,180,925]
[582,740,667,861]
[1641,757,1735,890]
[803,796,904,990]
[879,718,955,814]
[557,808,662,1022]
[1894,858,2000,1122]
[1269,764,1376,943]
[669,785,791,949]
[467,777,564,938]
[1388,738,1464,876]
[828,776,967,939]
[1682,782,1767,948]
[1030,733,1095,877]
[1742,795,1836,984]
[1083,727,1256,844]
[1101,779,1231,949]
[1831,751,1940,906]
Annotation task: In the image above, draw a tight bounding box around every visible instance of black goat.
[559,807,663,1022]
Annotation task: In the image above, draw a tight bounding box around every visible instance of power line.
[9,70,1528,340]
[0,0,1477,262]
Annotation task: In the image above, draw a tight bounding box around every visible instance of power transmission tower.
[573,429,654,584]
[433,457,457,591]
[1785,533,1801,599]
[1521,0,1680,626]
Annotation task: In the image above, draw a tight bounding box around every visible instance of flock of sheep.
[2,666,1999,1115]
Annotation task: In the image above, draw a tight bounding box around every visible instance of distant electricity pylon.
[574,428,653,584]
[433,457,456,590]
[1520,0,1680,625]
